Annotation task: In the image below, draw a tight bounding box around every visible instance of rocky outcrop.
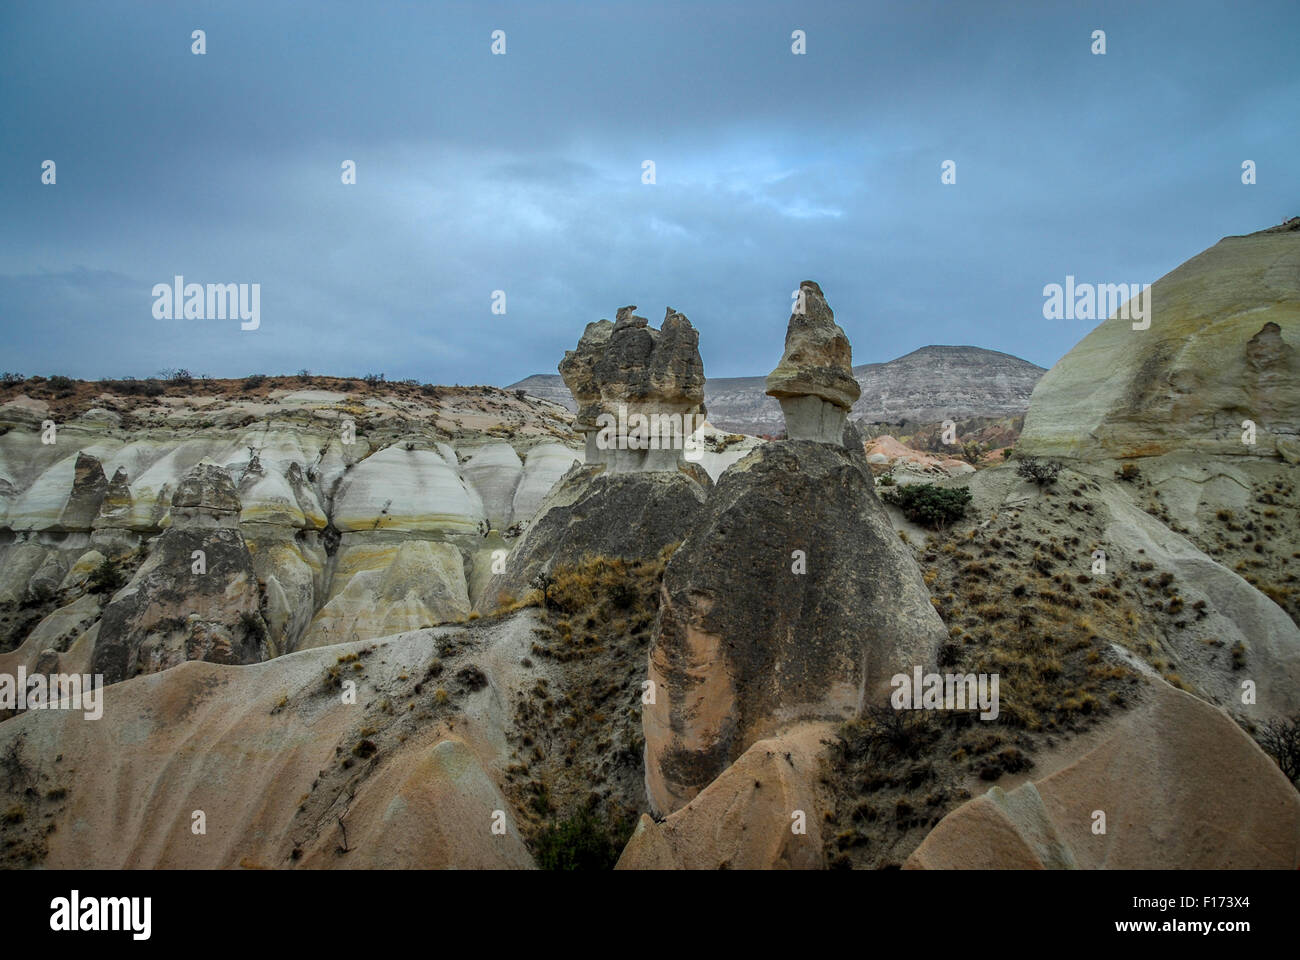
[90,463,270,683]
[558,306,707,471]
[644,440,946,813]
[864,434,975,482]
[643,311,944,815]
[472,309,715,611]
[459,442,523,531]
[508,442,581,524]
[618,723,832,869]
[332,444,485,534]
[298,540,471,648]
[1019,221,1300,459]
[905,680,1300,869]
[0,385,582,669]
[766,281,860,443]
[475,467,708,613]
[5,452,108,532]
[170,461,242,524]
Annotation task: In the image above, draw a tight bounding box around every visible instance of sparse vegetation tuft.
[533,801,632,870]
[1257,714,1300,785]
[87,557,126,595]
[1016,457,1061,486]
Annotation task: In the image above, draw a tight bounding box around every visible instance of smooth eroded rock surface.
[645,440,946,814]
[1019,222,1300,459]
[906,681,1300,869]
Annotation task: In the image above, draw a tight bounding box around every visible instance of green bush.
[87,557,126,595]
[239,611,268,642]
[533,805,630,870]
[880,483,972,528]
[46,375,75,392]
[104,377,165,397]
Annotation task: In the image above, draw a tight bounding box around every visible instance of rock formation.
[0,383,581,676]
[90,462,269,683]
[476,307,715,611]
[4,235,1298,875]
[0,613,543,868]
[6,451,108,533]
[298,539,471,649]
[906,680,1300,869]
[558,306,707,472]
[1018,220,1300,460]
[618,722,831,869]
[474,467,708,613]
[644,291,946,814]
[765,281,861,442]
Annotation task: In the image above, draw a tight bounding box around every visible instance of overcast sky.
[2,0,1296,385]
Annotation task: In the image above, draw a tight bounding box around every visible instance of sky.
[2,0,1297,385]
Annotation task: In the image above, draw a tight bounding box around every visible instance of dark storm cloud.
[1,0,1296,384]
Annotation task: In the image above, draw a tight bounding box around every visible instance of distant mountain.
[505,374,578,411]
[509,345,1046,435]
[849,345,1046,424]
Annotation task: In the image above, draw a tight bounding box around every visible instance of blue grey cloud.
[1,0,1296,384]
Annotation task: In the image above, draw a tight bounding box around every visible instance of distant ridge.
[509,345,1046,435]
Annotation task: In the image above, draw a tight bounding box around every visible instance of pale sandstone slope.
[1019,221,1300,460]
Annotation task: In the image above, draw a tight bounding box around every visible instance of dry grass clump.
[823,472,1161,868]
[1192,476,1297,627]
[504,546,676,868]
